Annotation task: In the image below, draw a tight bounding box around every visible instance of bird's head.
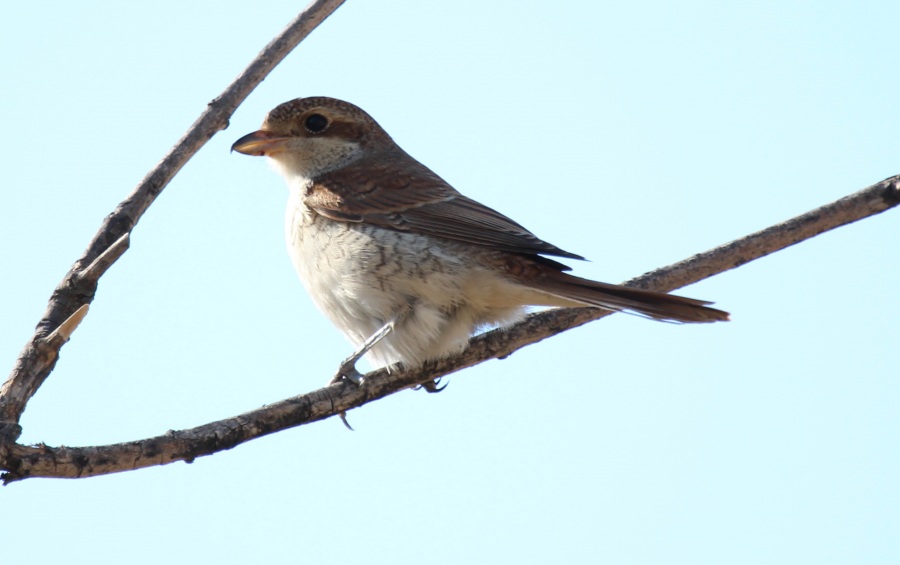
[232,96,393,180]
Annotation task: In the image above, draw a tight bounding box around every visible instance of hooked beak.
[231,130,292,156]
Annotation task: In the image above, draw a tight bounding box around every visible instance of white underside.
[283,184,541,369]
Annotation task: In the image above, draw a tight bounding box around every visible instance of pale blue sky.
[2,2,898,563]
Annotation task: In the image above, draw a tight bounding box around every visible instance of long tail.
[529,271,729,323]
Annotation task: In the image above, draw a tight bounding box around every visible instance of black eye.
[304,113,329,133]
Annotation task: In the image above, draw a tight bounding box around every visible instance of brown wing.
[305,150,585,261]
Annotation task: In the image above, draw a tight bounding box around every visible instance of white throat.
[267,137,362,183]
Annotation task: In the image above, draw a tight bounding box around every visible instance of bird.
[232,97,728,383]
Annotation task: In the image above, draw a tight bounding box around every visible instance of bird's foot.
[329,318,397,387]
[416,378,448,393]
[330,357,364,431]
[330,356,365,387]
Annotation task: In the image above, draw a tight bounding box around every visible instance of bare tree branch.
[0,0,345,441]
[2,175,896,483]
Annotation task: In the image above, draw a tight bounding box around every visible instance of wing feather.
[305,151,584,261]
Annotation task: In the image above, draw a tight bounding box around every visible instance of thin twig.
[3,175,896,483]
[0,0,346,441]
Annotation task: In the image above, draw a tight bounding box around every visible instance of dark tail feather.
[538,272,730,323]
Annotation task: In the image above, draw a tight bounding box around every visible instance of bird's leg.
[331,318,397,386]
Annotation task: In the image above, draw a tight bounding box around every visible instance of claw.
[417,378,448,393]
